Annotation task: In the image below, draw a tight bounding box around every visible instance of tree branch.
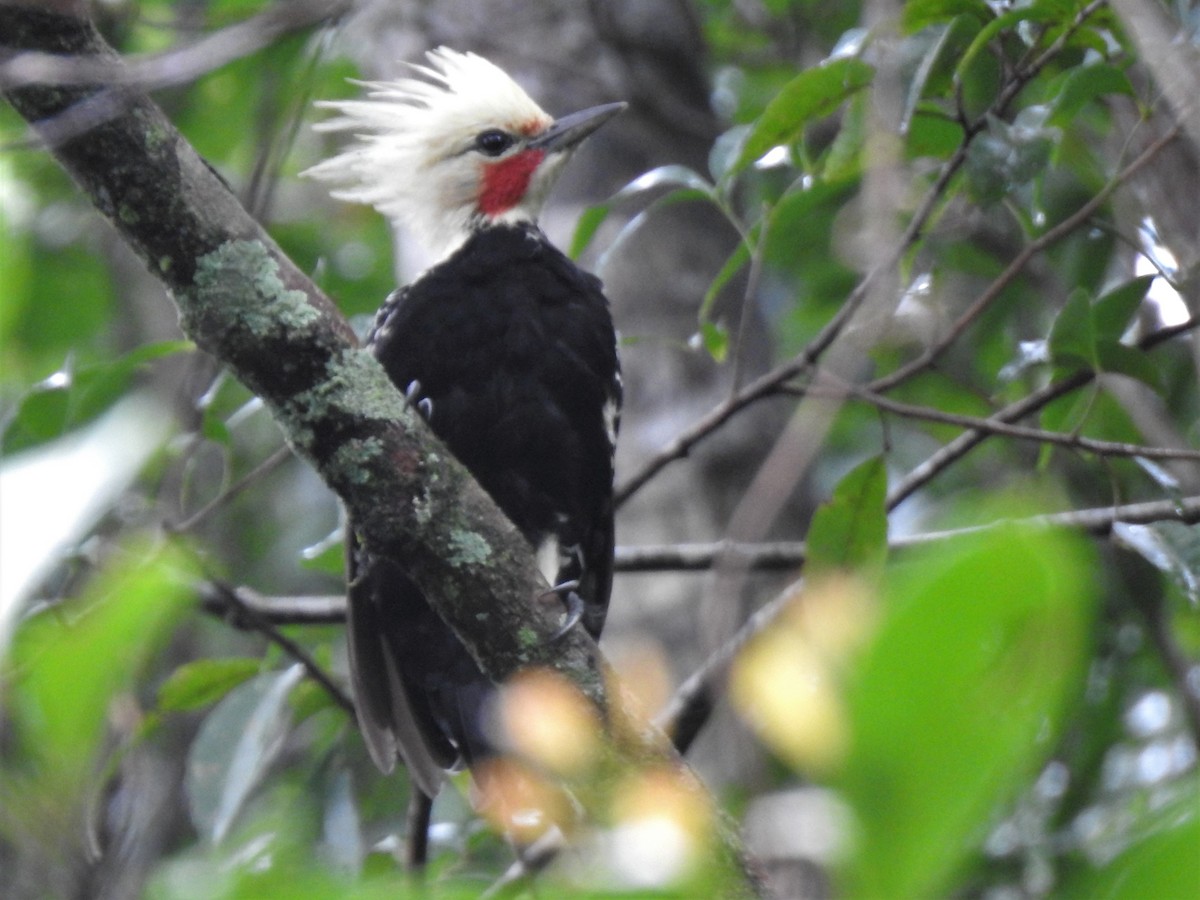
[0,0,351,92]
[201,579,355,715]
[806,380,1200,463]
[887,312,1200,509]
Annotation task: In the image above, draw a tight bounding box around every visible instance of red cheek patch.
[479,149,546,217]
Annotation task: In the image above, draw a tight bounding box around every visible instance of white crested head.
[305,48,613,259]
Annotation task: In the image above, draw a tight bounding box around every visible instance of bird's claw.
[403,380,434,421]
[542,579,583,642]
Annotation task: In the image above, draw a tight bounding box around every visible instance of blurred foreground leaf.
[805,455,888,578]
[2,340,192,455]
[837,519,1096,898]
[158,657,264,713]
[186,664,306,844]
[1,539,194,838]
[1059,777,1200,900]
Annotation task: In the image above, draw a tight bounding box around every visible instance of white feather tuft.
[303,48,553,257]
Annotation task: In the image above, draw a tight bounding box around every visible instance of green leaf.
[1048,64,1136,128]
[3,539,194,799]
[838,519,1095,900]
[906,110,966,159]
[1093,274,1154,342]
[1112,522,1200,604]
[569,166,714,258]
[1095,341,1162,392]
[200,409,233,446]
[698,321,729,363]
[1047,278,1160,388]
[2,340,192,455]
[158,658,264,712]
[1058,779,1200,900]
[964,107,1059,204]
[902,0,991,33]
[733,59,874,174]
[805,456,888,577]
[709,124,752,185]
[959,42,1003,122]
[299,532,345,575]
[1048,287,1098,370]
[822,89,868,182]
[699,233,754,324]
[186,665,306,844]
[0,171,34,364]
[901,14,983,131]
[954,3,1062,88]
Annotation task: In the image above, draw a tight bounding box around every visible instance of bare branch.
[198,583,347,624]
[656,589,794,756]
[887,312,1200,509]
[206,492,1200,625]
[821,382,1200,463]
[200,580,356,715]
[0,0,350,92]
[169,444,295,533]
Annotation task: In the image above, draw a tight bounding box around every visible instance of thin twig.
[812,381,1200,462]
[481,828,568,899]
[201,580,356,716]
[887,311,1200,509]
[198,583,347,622]
[656,589,794,755]
[169,444,294,533]
[194,494,1200,626]
[0,0,350,92]
[621,495,1200,572]
[868,123,1182,396]
[617,540,809,572]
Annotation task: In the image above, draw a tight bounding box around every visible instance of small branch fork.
[200,580,356,716]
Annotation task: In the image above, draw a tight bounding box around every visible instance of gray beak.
[529,101,627,153]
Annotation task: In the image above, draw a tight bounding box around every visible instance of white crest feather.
[303,48,553,257]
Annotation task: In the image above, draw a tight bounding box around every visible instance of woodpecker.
[305,48,623,798]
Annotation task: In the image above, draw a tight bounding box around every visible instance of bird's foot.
[403,380,434,421]
[540,579,583,641]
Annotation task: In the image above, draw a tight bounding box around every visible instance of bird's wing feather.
[346,530,447,797]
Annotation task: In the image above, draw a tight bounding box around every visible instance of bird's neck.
[417,211,542,267]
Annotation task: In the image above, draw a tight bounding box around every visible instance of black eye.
[475,129,515,157]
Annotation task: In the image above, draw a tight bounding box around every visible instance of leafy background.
[2,0,1199,897]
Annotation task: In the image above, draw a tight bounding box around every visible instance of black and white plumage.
[305,48,623,797]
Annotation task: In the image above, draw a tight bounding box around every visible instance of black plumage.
[346,222,620,795]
